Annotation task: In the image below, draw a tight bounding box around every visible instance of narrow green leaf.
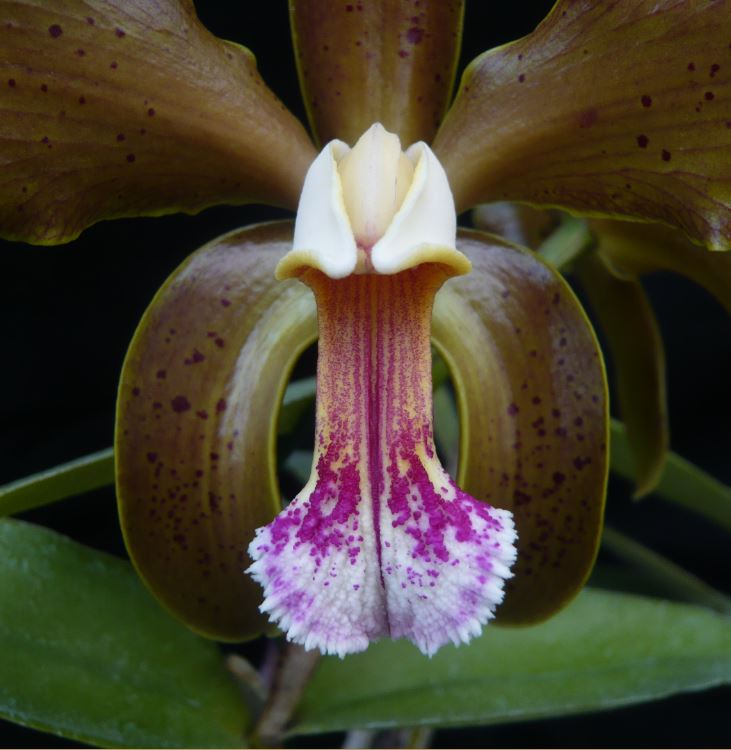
[292,589,731,735]
[0,518,248,748]
[601,526,731,615]
[0,448,113,517]
[611,419,731,532]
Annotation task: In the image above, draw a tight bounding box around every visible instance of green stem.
[537,216,594,270]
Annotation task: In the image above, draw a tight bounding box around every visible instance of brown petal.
[290,0,463,146]
[432,229,609,624]
[0,1,316,244]
[576,252,668,498]
[590,218,731,315]
[116,221,317,641]
[434,1,731,250]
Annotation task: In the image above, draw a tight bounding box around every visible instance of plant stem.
[253,643,321,747]
[537,216,594,271]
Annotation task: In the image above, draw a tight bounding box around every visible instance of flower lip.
[276,123,470,280]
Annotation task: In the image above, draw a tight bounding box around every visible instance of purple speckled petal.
[248,265,516,657]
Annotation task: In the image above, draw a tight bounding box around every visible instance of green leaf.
[610,419,731,532]
[0,448,113,517]
[601,526,731,615]
[0,518,248,748]
[292,588,731,735]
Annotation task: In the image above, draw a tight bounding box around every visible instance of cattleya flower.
[1,0,728,656]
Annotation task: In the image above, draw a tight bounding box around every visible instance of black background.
[1,1,730,747]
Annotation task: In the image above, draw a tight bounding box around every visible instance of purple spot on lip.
[48,24,62,38]
[641,94,652,107]
[7,79,16,88]
[636,134,649,148]
[507,403,519,417]
[661,149,672,162]
[115,27,126,38]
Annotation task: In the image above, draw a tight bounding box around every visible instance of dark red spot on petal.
[40,83,48,92]
[7,79,15,87]
[115,27,126,38]
[156,369,166,379]
[48,24,63,38]
[636,134,649,148]
[507,403,519,417]
[171,395,191,413]
[518,73,525,83]
[147,107,155,117]
[78,96,86,104]
[687,61,696,71]
[406,27,424,44]
[216,398,227,413]
[110,61,118,69]
[661,149,671,161]
[710,63,720,77]
[579,108,597,128]
[147,452,158,463]
[705,91,715,101]
[126,153,136,162]
[640,94,652,107]
[116,133,125,142]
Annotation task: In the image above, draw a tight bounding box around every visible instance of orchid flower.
[1,0,728,658]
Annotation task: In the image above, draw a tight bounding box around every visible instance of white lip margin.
[370,141,460,275]
[279,139,357,280]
